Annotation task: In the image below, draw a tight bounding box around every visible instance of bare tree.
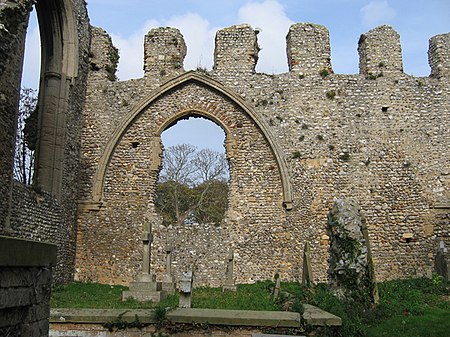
[156,144,229,225]
[13,87,37,185]
[192,148,228,183]
[159,143,197,185]
[159,144,197,221]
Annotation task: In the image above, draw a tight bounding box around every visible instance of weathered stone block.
[122,289,166,302]
[358,25,403,76]
[0,288,33,309]
[144,27,187,78]
[429,33,450,78]
[127,281,162,292]
[287,23,332,76]
[214,24,259,74]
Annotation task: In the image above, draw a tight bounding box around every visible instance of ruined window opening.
[156,116,229,227]
[13,8,40,185]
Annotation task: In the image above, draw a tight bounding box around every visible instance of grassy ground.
[51,282,178,309]
[50,280,277,310]
[51,277,449,337]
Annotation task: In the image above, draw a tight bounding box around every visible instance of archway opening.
[13,7,40,185]
[157,116,229,226]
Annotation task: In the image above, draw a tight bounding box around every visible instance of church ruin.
[1,0,449,321]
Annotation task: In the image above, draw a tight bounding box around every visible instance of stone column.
[213,24,260,76]
[429,33,450,79]
[144,27,187,80]
[139,231,153,281]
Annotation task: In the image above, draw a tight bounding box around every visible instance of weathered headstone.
[273,276,281,300]
[179,270,193,308]
[435,240,450,282]
[161,246,177,294]
[302,242,313,286]
[222,249,237,291]
[327,199,378,303]
[122,230,167,302]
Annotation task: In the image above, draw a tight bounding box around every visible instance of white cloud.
[111,14,217,80]
[166,13,217,70]
[238,0,294,74]
[111,19,159,80]
[360,1,396,27]
[111,0,295,80]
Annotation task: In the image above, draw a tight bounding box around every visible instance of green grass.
[51,282,178,309]
[51,280,278,311]
[51,277,449,337]
[367,307,450,337]
[193,281,279,311]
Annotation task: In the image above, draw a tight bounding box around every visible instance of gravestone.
[327,199,378,303]
[273,276,281,300]
[222,249,237,291]
[435,240,450,282]
[179,270,193,308]
[122,230,167,302]
[161,246,177,294]
[302,242,313,286]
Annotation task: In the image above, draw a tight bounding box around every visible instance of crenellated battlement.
[429,33,450,78]
[213,24,260,75]
[2,4,449,331]
[358,25,403,77]
[144,27,187,78]
[286,23,332,76]
[89,27,119,81]
[89,22,449,78]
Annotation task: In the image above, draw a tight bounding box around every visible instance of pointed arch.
[34,0,79,198]
[91,71,293,209]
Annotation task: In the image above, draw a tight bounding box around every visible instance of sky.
[22,0,449,152]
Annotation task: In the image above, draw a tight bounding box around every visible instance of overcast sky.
[22,0,449,152]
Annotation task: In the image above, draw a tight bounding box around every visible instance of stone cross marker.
[142,231,153,276]
[122,227,166,302]
[162,246,176,294]
[165,246,173,276]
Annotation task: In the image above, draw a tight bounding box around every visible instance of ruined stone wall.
[0,0,34,228]
[76,23,449,286]
[0,236,56,337]
[0,0,91,284]
[7,182,74,284]
[76,49,285,284]
[59,0,91,283]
